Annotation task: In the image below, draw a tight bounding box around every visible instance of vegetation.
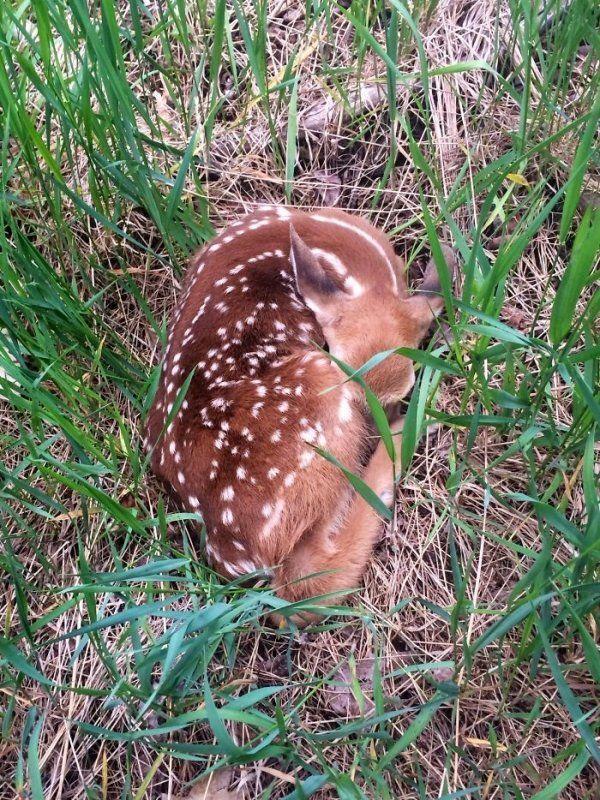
[0,0,598,797]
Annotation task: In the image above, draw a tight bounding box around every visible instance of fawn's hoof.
[268,608,321,629]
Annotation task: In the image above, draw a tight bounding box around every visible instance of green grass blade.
[551,207,600,344]
[559,91,600,242]
[537,618,600,763]
[284,77,299,202]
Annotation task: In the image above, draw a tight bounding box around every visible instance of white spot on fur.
[260,498,284,538]
[301,427,317,443]
[299,449,315,468]
[338,390,353,422]
[249,219,269,231]
[284,471,296,487]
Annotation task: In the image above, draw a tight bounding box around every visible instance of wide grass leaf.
[0,639,57,687]
[472,592,555,653]
[559,91,600,242]
[537,620,600,764]
[529,746,590,800]
[551,207,600,344]
[314,447,392,520]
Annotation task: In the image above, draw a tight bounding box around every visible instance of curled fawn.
[145,206,453,622]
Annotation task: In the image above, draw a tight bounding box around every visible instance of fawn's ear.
[405,243,456,327]
[394,254,407,292]
[289,225,346,325]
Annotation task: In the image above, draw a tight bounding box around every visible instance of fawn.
[145,206,453,623]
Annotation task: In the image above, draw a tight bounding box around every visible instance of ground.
[0,1,599,799]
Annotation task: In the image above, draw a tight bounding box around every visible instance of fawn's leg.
[272,428,401,625]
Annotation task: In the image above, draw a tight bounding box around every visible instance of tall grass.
[0,0,598,798]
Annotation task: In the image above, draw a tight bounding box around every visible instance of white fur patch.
[343,275,365,297]
[260,498,284,539]
[338,389,353,422]
[311,213,398,294]
[299,449,315,468]
[312,248,347,276]
[379,488,395,506]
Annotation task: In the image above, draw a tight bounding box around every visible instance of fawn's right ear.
[405,243,457,329]
[289,225,345,325]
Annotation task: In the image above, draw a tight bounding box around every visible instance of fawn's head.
[290,223,454,404]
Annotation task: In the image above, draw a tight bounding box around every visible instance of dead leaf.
[50,506,100,522]
[153,89,177,127]
[326,657,376,717]
[506,172,530,187]
[258,650,289,676]
[310,169,342,206]
[501,306,528,331]
[431,666,454,682]
[464,736,508,752]
[166,768,237,800]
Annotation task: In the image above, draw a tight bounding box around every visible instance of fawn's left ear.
[289,224,347,325]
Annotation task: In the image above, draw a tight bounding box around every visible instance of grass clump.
[0,0,598,798]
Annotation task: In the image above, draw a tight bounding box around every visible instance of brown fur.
[144,206,452,622]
